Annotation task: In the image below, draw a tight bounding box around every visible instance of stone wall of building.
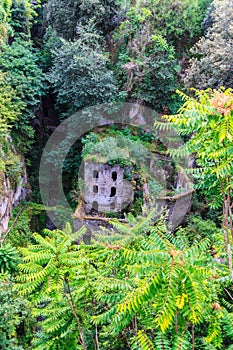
[83,161,134,213]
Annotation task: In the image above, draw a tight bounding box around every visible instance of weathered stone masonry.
[83,161,134,213]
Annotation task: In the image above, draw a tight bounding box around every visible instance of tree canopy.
[184,0,233,89]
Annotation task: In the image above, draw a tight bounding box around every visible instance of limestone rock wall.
[0,159,28,235]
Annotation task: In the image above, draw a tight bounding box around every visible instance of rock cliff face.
[0,159,28,235]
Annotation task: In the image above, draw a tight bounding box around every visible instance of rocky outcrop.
[0,158,28,235]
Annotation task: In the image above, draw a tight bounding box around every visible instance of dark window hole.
[92,201,98,211]
[93,185,98,193]
[93,170,99,178]
[110,187,116,197]
[112,171,117,181]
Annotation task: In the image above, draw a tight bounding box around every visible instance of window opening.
[92,201,98,210]
[93,170,99,178]
[110,187,116,197]
[112,171,117,181]
[93,185,98,193]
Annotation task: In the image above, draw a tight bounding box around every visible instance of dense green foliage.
[1,0,233,349]
[0,244,19,273]
[44,0,118,40]
[156,88,233,279]
[0,0,12,42]
[114,30,179,111]
[0,72,22,140]
[0,72,23,177]
[0,275,33,350]
[0,38,44,150]
[185,0,233,89]
[109,0,212,111]
[16,223,102,350]
[157,88,233,207]
[10,0,37,36]
[13,215,233,349]
[82,132,148,165]
[48,29,117,117]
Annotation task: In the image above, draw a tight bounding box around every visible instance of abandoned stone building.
[83,161,134,213]
[74,157,194,234]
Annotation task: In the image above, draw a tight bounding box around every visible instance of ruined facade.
[83,161,134,213]
[73,157,193,235]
